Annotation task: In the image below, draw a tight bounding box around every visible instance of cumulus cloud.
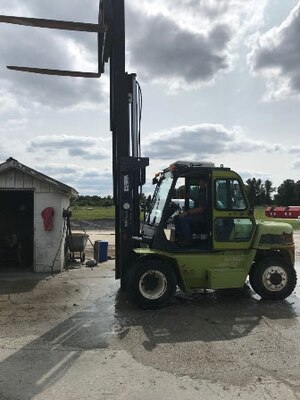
[126,15,231,91]
[289,145,300,154]
[126,0,267,90]
[27,134,110,160]
[36,162,113,195]
[0,1,106,110]
[0,85,23,113]
[0,0,268,98]
[126,8,231,89]
[0,26,104,109]
[143,124,282,160]
[129,0,266,34]
[0,144,5,160]
[248,3,300,100]
[19,0,98,22]
[0,118,28,135]
[239,170,272,183]
[293,160,300,170]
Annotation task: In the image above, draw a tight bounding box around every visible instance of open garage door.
[0,190,34,270]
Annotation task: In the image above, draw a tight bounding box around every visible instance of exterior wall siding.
[0,169,52,192]
[34,192,70,273]
[0,168,73,273]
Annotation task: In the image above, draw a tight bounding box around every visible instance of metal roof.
[0,157,78,198]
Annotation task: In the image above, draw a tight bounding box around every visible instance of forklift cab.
[141,161,255,253]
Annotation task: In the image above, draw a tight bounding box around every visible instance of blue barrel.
[94,240,108,262]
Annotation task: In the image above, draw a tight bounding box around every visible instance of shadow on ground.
[114,285,300,346]
[0,280,299,398]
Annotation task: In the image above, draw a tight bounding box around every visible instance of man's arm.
[180,205,205,217]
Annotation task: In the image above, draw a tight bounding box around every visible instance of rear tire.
[127,258,177,309]
[249,257,297,300]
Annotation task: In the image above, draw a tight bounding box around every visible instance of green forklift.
[127,161,297,308]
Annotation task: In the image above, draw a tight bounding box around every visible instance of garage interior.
[0,190,34,270]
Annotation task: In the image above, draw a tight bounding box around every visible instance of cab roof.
[166,160,230,174]
[172,160,215,168]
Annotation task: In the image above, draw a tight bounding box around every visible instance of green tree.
[275,180,297,206]
[75,195,114,207]
[264,179,275,205]
[245,178,277,206]
[296,180,300,204]
[173,185,186,199]
[246,178,265,206]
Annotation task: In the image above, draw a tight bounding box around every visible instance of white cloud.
[126,8,231,90]
[36,162,113,195]
[248,2,300,100]
[0,118,28,133]
[239,170,273,183]
[293,160,300,170]
[289,145,300,154]
[20,0,98,22]
[0,85,26,115]
[143,124,282,160]
[126,0,268,91]
[129,0,267,35]
[27,134,110,160]
[0,1,105,110]
[0,0,268,100]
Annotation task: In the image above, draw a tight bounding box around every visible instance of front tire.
[249,257,297,300]
[127,258,177,309]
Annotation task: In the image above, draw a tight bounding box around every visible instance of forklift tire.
[249,257,297,300]
[127,258,177,309]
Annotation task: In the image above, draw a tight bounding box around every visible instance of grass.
[71,205,300,230]
[71,206,115,220]
[255,206,300,231]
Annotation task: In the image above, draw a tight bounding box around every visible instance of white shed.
[0,158,78,273]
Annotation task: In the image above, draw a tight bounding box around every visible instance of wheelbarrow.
[66,233,89,263]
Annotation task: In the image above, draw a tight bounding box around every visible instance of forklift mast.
[0,0,149,283]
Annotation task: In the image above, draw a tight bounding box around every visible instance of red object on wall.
[265,206,300,218]
[41,207,54,231]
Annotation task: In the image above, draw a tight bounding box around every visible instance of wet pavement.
[0,233,299,399]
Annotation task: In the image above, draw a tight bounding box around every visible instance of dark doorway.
[0,191,34,270]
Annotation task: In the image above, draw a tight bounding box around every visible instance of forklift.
[0,0,297,308]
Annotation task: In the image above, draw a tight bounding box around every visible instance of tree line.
[75,178,300,208]
[245,178,300,206]
[75,195,114,207]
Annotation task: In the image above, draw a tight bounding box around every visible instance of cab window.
[215,179,246,210]
[215,218,254,242]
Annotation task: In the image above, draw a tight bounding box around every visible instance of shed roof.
[0,157,78,198]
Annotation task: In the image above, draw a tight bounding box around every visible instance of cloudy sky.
[0,0,299,195]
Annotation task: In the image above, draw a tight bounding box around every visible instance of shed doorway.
[0,190,34,270]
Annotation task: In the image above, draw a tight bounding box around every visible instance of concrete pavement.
[0,232,299,399]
